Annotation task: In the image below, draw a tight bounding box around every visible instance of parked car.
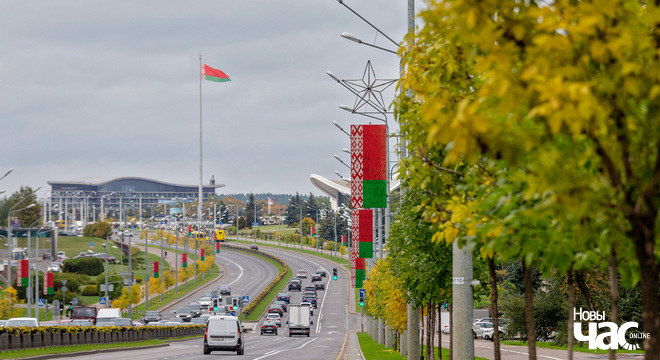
[315,269,327,277]
[219,285,231,295]
[288,279,302,291]
[296,270,308,279]
[250,243,258,250]
[266,313,282,327]
[92,253,116,263]
[143,311,161,324]
[472,321,494,339]
[261,319,278,335]
[442,323,450,334]
[276,292,290,303]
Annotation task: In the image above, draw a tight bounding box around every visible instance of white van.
[96,308,121,323]
[203,315,244,355]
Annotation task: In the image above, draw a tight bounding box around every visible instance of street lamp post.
[102,234,109,308]
[7,200,38,289]
[278,207,282,248]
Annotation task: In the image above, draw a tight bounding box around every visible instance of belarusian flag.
[216,240,221,253]
[355,258,366,288]
[356,209,373,258]
[351,124,387,208]
[153,261,159,279]
[182,253,188,268]
[17,260,29,287]
[201,63,231,82]
[200,248,205,262]
[44,272,54,295]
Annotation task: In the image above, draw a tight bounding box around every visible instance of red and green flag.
[350,209,373,288]
[351,124,387,209]
[215,240,221,254]
[200,248,205,262]
[182,253,188,268]
[201,63,231,83]
[153,261,160,279]
[17,260,29,287]
[44,272,54,295]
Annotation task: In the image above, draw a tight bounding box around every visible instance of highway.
[69,242,360,360]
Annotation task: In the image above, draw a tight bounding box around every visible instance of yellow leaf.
[467,8,478,29]
[512,24,526,41]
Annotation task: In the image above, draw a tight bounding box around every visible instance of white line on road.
[252,338,318,360]
[217,255,244,286]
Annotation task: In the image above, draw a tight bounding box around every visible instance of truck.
[287,305,311,337]
[70,306,98,325]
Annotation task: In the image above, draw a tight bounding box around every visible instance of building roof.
[47,176,225,189]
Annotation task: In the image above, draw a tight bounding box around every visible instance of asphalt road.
[68,242,360,360]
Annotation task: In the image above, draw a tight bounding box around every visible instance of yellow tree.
[397,0,660,357]
[0,287,23,319]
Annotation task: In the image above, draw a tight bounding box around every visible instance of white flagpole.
[198,53,203,280]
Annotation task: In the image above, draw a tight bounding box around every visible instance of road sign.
[359,288,366,298]
[242,296,249,304]
[99,297,107,305]
[38,299,45,307]
[252,222,259,227]
[73,297,78,305]
[61,286,68,293]
[229,312,235,316]
[90,242,93,247]
[61,280,68,285]
[100,284,114,292]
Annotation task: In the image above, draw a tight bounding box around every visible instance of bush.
[62,257,105,276]
[81,285,98,296]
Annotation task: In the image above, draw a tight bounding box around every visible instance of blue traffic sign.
[90,242,94,247]
[99,297,107,305]
[229,312,235,316]
[242,296,249,304]
[252,222,259,227]
[359,288,366,298]
[38,299,45,307]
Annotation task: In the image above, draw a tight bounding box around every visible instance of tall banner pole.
[198,53,204,258]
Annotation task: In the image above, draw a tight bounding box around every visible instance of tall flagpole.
[198,53,203,253]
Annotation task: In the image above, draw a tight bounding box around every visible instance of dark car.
[188,303,202,318]
[92,253,116,263]
[303,295,318,308]
[174,308,192,322]
[276,292,290,304]
[304,285,317,295]
[267,304,284,316]
[315,269,327,277]
[288,279,301,291]
[275,300,288,312]
[314,281,325,290]
[144,310,161,324]
[311,275,322,283]
[250,243,258,250]
[261,320,278,335]
[219,285,231,295]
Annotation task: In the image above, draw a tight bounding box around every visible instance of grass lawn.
[357,332,487,360]
[253,224,298,233]
[0,339,165,359]
[500,340,645,355]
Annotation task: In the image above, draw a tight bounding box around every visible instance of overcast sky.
[1,1,413,200]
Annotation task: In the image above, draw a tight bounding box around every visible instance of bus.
[215,229,225,242]
[55,220,65,229]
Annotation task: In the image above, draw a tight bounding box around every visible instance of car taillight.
[204,327,208,340]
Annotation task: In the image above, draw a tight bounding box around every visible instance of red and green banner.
[351,124,387,209]
[200,248,205,262]
[17,260,29,287]
[215,240,221,254]
[153,261,159,279]
[182,253,188,268]
[357,209,373,258]
[350,209,373,288]
[201,63,231,83]
[355,258,366,288]
[44,272,54,295]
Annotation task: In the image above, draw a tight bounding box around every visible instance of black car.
[174,308,192,322]
[304,285,317,295]
[250,243,258,250]
[143,310,161,324]
[261,320,278,335]
[276,292,290,304]
[188,303,202,317]
[311,275,322,283]
[315,269,327,277]
[288,280,301,291]
[267,304,284,316]
[314,281,325,290]
[275,300,288,312]
[219,284,231,295]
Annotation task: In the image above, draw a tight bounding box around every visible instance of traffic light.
[212,298,219,312]
[332,267,338,280]
[359,296,365,307]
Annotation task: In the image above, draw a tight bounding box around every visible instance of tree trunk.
[630,216,659,360]
[574,269,596,313]
[567,269,574,360]
[420,307,425,359]
[608,245,619,360]
[489,257,501,360]
[523,262,537,360]
[437,303,442,359]
[394,330,398,351]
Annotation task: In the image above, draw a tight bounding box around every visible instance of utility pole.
[452,240,475,359]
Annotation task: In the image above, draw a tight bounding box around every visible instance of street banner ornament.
[153,261,159,279]
[351,124,387,209]
[44,272,54,295]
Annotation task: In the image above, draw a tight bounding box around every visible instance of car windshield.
[72,308,95,317]
[200,297,211,302]
[6,320,37,327]
[146,311,159,316]
[176,309,189,314]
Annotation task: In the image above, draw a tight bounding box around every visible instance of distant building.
[309,174,350,210]
[48,176,224,227]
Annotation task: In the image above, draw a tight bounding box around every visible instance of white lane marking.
[218,255,244,286]
[315,280,330,333]
[252,338,318,360]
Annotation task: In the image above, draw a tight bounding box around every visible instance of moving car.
[276,292,290,303]
[203,315,244,355]
[311,275,322,283]
[302,295,317,309]
[219,285,231,295]
[250,244,258,250]
[472,321,495,339]
[275,301,288,312]
[296,270,308,279]
[175,308,193,322]
[198,297,212,309]
[304,286,317,295]
[300,301,314,316]
[261,320,278,335]
[313,280,325,290]
[144,311,161,324]
[267,304,284,317]
[288,279,302,291]
[188,303,202,317]
[315,269,327,277]
[5,318,39,328]
[266,313,282,327]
